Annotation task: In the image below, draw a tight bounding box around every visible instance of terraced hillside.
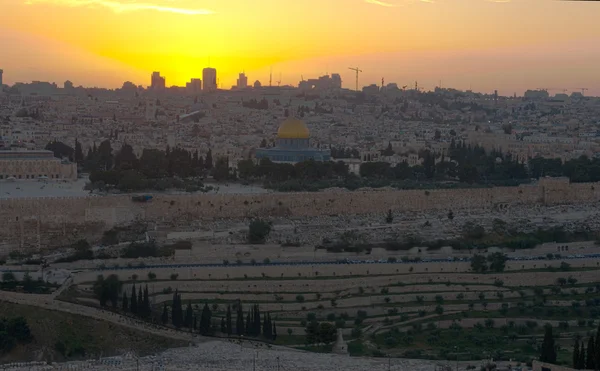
[61,256,600,366]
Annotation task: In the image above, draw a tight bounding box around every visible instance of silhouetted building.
[524,89,549,100]
[0,69,3,86]
[186,78,202,94]
[362,84,379,95]
[151,72,166,90]
[298,74,342,92]
[237,73,248,89]
[203,68,217,91]
[253,80,262,89]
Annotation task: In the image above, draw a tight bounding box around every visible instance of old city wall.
[1,178,599,251]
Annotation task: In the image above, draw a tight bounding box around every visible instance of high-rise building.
[202,68,217,92]
[151,72,166,90]
[0,69,3,86]
[236,73,248,89]
[186,78,202,94]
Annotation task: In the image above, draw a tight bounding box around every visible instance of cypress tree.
[185,302,193,328]
[171,291,179,327]
[226,305,233,336]
[122,292,128,312]
[586,336,595,370]
[137,287,143,317]
[176,294,184,327]
[130,284,138,315]
[245,309,252,336]
[540,325,557,364]
[596,326,600,371]
[579,342,586,370]
[254,305,261,337]
[143,285,150,319]
[199,303,212,335]
[161,302,168,325]
[236,304,244,336]
[573,340,580,369]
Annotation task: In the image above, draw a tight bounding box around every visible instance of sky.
[1,0,599,95]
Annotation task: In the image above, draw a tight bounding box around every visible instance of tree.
[586,336,595,370]
[248,219,272,244]
[470,254,488,273]
[114,143,139,170]
[272,321,277,341]
[142,285,150,318]
[97,140,114,170]
[212,157,230,181]
[199,303,212,335]
[488,253,508,272]
[185,302,193,328]
[236,303,245,336]
[122,292,128,312]
[205,149,213,170]
[579,342,586,370]
[540,325,557,364]
[130,284,138,314]
[385,209,394,224]
[226,305,233,336]
[137,287,143,316]
[573,339,580,369]
[161,303,168,325]
[93,274,122,308]
[74,139,84,165]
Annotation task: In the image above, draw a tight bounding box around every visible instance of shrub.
[248,219,272,244]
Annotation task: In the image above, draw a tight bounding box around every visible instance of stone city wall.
[0,178,599,251]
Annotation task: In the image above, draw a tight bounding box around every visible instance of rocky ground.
[0,340,482,370]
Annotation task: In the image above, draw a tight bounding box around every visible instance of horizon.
[1,0,599,95]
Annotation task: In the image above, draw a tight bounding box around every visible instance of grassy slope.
[0,301,187,364]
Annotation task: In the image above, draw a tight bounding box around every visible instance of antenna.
[277,72,281,87]
[269,67,272,87]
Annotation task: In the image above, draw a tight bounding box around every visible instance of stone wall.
[1,178,599,251]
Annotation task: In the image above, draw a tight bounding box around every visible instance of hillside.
[0,301,187,364]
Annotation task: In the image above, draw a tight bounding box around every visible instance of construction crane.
[381,78,385,88]
[580,88,589,95]
[401,85,407,91]
[276,73,281,87]
[348,67,362,91]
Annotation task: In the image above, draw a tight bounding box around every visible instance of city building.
[186,78,202,94]
[255,114,331,163]
[203,68,217,92]
[151,72,166,90]
[0,69,3,86]
[0,149,77,181]
[236,73,248,89]
[298,74,342,92]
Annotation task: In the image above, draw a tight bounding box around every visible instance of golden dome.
[277,117,310,139]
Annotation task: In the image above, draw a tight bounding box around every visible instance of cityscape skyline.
[1,0,599,95]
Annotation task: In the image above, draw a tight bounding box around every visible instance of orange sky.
[1,0,599,95]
